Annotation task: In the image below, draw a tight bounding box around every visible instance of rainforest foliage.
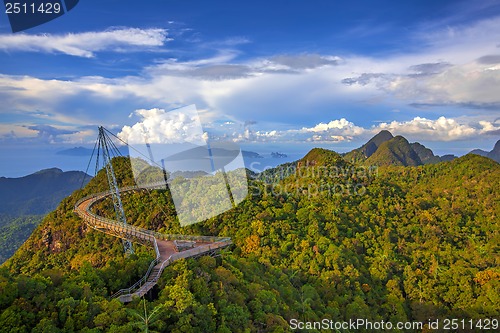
[0,214,43,264]
[0,168,89,264]
[0,152,499,332]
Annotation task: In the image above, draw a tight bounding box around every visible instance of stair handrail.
[114,240,233,299]
[74,183,232,300]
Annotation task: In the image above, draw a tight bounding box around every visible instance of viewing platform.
[74,188,232,302]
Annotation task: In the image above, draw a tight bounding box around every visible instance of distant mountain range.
[57,146,128,156]
[2,141,499,332]
[0,168,90,215]
[344,130,500,166]
[56,146,94,156]
[0,168,90,263]
[468,140,500,163]
[344,130,460,166]
[58,146,265,159]
[2,137,496,269]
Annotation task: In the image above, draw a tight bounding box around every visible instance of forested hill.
[0,153,499,332]
[0,168,90,264]
[0,168,90,215]
[343,130,394,163]
[469,139,500,163]
[345,131,459,166]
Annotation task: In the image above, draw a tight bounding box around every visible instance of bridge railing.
[115,239,232,299]
[74,187,231,244]
[74,184,232,300]
[110,255,160,299]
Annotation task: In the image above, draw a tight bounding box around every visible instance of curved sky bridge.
[74,185,232,303]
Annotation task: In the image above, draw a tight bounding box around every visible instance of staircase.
[74,188,232,302]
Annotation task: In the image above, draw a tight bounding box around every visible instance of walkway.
[74,186,232,302]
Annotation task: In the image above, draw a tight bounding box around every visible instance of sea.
[0,142,353,178]
[0,139,480,179]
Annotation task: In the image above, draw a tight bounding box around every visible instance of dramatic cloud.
[387,62,500,106]
[476,55,500,64]
[0,124,90,144]
[0,28,169,57]
[227,116,500,143]
[147,52,340,79]
[197,118,367,143]
[338,17,500,108]
[118,106,208,145]
[0,124,38,140]
[57,129,96,144]
[263,54,340,71]
[1,17,500,148]
[374,116,499,141]
[341,73,387,86]
[299,119,365,142]
[408,62,453,76]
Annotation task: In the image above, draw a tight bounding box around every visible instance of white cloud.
[387,62,500,105]
[308,134,353,142]
[374,116,498,141]
[478,120,499,134]
[146,52,340,79]
[0,28,169,57]
[416,17,500,58]
[58,129,96,144]
[227,118,366,143]
[118,106,207,145]
[1,17,500,147]
[222,116,500,143]
[0,124,38,140]
[329,135,351,142]
[340,17,500,107]
[301,118,364,135]
[0,123,92,144]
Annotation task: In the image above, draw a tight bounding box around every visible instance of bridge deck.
[157,240,177,260]
[74,188,231,302]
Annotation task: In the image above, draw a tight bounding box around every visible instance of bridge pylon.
[95,126,134,255]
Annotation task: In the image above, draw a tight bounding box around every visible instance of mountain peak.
[365,135,422,166]
[393,135,407,142]
[469,139,500,163]
[487,139,500,163]
[0,169,90,215]
[469,149,489,157]
[344,131,460,166]
[371,130,394,143]
[343,130,394,163]
[301,148,345,166]
[361,130,394,158]
[492,139,500,152]
[33,168,63,175]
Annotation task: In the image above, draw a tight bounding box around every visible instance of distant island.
[59,146,264,159]
[57,146,128,156]
[271,152,288,158]
[242,150,263,158]
[56,146,93,156]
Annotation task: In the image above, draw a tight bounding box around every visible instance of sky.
[1,0,500,176]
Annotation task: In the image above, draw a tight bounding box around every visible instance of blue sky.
[1,0,500,176]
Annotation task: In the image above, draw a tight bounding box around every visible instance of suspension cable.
[80,137,98,191]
